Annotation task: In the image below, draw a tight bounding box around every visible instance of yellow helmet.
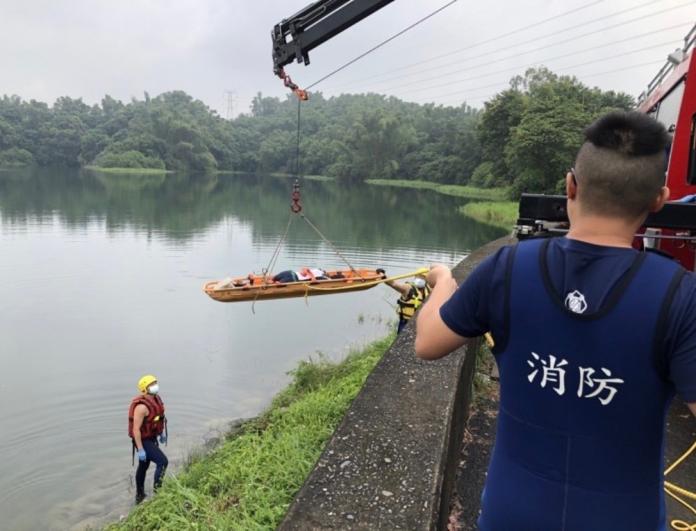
[138,374,158,394]
[412,278,426,289]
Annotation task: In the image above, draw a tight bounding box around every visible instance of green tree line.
[0,67,633,195]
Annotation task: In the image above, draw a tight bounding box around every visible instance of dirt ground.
[449,362,695,530]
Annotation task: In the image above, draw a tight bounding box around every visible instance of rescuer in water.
[380,269,430,333]
[415,111,696,530]
[129,374,168,504]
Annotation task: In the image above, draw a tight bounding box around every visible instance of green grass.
[106,335,393,531]
[459,201,518,230]
[365,179,508,200]
[84,165,172,175]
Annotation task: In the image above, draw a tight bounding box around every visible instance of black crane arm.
[272,0,395,76]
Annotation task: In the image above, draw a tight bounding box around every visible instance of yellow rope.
[303,268,430,293]
[665,440,696,476]
[664,440,696,530]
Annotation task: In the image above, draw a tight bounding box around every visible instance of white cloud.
[0,0,692,114]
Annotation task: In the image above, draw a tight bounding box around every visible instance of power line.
[319,57,663,110]
[342,22,690,92]
[326,3,691,100]
[305,0,460,90]
[387,58,662,106]
[378,0,681,86]
[396,48,667,101]
[385,40,677,96]
[323,0,607,88]
[424,82,509,104]
[429,59,665,105]
[325,0,685,91]
[579,60,667,80]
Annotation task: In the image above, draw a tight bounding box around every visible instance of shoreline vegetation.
[365,178,516,230]
[365,179,508,201]
[106,335,393,531]
[268,171,333,182]
[458,201,518,229]
[84,165,172,175]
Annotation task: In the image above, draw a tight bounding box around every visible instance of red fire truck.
[516,25,696,269]
[636,25,696,268]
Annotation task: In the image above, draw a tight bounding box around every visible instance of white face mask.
[148,384,159,395]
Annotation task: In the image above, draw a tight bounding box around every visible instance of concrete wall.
[280,237,511,530]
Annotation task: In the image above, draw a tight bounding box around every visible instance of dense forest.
[0,67,633,196]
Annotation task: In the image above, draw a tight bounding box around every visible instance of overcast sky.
[1,0,693,116]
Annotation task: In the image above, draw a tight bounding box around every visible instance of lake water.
[0,168,504,530]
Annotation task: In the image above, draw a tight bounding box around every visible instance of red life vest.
[128,394,166,440]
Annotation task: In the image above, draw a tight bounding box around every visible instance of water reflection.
[0,167,502,248]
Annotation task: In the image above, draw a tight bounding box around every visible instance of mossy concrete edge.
[280,237,513,530]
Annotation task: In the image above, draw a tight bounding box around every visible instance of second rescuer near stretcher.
[415,111,696,531]
[381,271,430,334]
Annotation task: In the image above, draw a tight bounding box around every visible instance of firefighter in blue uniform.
[415,112,696,531]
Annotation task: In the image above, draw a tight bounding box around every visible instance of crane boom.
[272,0,395,76]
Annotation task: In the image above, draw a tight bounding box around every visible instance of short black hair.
[575,111,669,219]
